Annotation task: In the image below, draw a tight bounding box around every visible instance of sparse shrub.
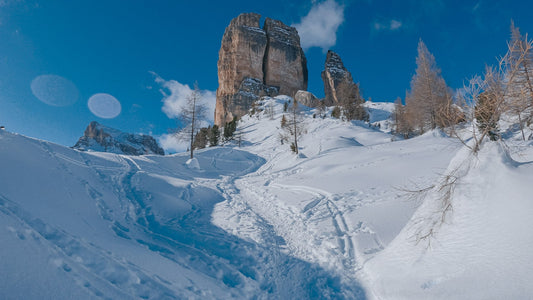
[280,115,287,127]
[331,106,341,119]
[290,142,297,153]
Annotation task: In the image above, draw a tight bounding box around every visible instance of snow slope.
[0,131,268,299]
[1,97,532,299]
[365,141,533,299]
[0,127,363,299]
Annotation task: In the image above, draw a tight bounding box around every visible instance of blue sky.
[1,0,533,151]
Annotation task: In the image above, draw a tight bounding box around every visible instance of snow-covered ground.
[1,97,532,299]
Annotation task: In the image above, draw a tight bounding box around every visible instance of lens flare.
[31,74,79,107]
[88,93,121,119]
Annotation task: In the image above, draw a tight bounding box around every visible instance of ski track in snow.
[270,183,357,270]
[20,140,364,298]
[0,193,178,299]
[2,100,481,299]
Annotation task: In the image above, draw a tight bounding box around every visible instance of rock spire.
[214,13,308,126]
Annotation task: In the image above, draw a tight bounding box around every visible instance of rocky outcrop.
[321,50,360,106]
[263,18,308,97]
[294,90,319,108]
[215,13,308,126]
[73,121,164,156]
[321,50,368,121]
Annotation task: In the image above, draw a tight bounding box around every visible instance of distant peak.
[74,122,164,156]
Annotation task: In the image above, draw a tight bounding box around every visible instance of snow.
[1,97,532,299]
[186,157,200,170]
[365,141,533,299]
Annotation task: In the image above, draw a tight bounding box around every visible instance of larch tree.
[337,81,368,121]
[405,40,452,134]
[393,97,411,138]
[176,82,207,159]
[281,100,306,154]
[503,21,533,140]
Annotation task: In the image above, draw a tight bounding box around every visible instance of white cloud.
[293,0,345,52]
[151,71,216,123]
[373,19,403,32]
[151,72,216,154]
[390,20,403,30]
[158,133,188,154]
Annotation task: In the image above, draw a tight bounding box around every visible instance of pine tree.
[223,117,238,141]
[192,127,209,149]
[208,125,220,146]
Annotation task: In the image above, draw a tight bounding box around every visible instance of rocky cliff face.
[73,121,164,156]
[321,50,359,106]
[263,18,308,97]
[294,90,319,108]
[215,13,308,126]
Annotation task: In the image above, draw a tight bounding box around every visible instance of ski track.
[211,168,366,299]
[270,183,357,270]
[3,134,367,298]
[0,194,179,300]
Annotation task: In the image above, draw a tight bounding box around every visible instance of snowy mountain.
[73,121,164,155]
[1,97,532,299]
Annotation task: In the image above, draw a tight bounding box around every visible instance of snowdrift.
[365,142,533,299]
[0,130,363,299]
[1,96,531,299]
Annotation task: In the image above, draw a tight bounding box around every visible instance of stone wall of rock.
[321,50,358,106]
[294,90,319,108]
[73,121,165,156]
[263,18,308,97]
[215,13,308,126]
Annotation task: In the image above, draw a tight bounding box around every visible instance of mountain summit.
[214,13,308,126]
[73,121,164,155]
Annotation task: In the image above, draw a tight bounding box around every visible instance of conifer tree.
[223,117,238,141]
[208,125,220,146]
[503,21,533,140]
[475,91,500,141]
[393,97,410,138]
[192,127,208,149]
[405,40,451,134]
[337,81,368,121]
[281,100,306,154]
[175,82,207,159]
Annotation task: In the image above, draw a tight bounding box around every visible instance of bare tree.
[502,21,533,140]
[393,97,411,138]
[264,100,275,120]
[337,81,368,121]
[175,82,207,159]
[405,40,452,134]
[408,24,533,247]
[281,100,306,154]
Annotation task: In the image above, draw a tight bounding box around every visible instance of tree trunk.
[293,108,298,154]
[190,96,196,159]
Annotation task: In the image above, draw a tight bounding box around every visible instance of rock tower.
[214,13,308,126]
